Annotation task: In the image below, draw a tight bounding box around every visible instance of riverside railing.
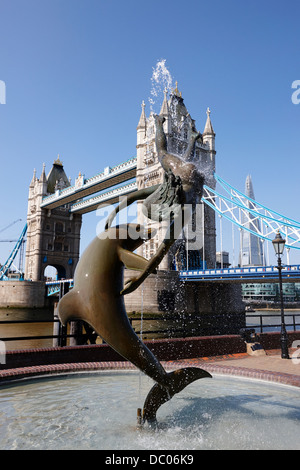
[246,313,300,333]
[0,313,300,348]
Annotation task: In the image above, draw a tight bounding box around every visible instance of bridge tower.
[136,86,217,270]
[24,156,82,281]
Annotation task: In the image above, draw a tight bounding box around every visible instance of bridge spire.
[40,162,46,183]
[159,87,169,116]
[54,154,63,166]
[203,107,215,136]
[137,100,146,130]
[172,81,182,97]
[202,107,215,153]
[30,168,37,187]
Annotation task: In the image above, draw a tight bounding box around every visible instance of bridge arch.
[44,264,67,281]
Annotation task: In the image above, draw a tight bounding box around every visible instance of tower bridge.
[45,264,300,297]
[36,157,300,254]
[23,86,219,283]
[69,181,138,215]
[180,264,300,284]
[2,85,300,323]
[40,157,137,211]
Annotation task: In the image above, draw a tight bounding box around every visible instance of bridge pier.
[124,270,245,335]
[0,280,46,308]
[52,279,69,347]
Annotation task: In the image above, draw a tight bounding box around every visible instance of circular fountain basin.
[0,371,299,450]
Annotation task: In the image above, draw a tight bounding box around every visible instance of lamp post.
[272,231,290,359]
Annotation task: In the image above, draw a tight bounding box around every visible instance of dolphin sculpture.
[58,224,212,425]
[105,114,205,296]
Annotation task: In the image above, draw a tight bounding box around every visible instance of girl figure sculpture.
[106,114,205,295]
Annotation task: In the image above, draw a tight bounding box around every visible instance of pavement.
[214,350,300,376]
[163,348,300,388]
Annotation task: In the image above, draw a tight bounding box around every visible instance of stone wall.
[0,281,46,308]
[124,270,181,314]
[0,271,245,335]
[124,270,244,315]
[124,270,245,334]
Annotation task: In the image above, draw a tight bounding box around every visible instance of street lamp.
[272,230,290,359]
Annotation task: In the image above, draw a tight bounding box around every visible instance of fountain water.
[0,372,299,450]
[149,59,173,114]
[4,61,298,450]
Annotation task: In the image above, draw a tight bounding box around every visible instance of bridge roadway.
[45,264,300,296]
[69,181,137,214]
[38,157,300,254]
[40,157,137,211]
[179,264,300,283]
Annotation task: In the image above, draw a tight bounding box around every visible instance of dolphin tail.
[142,367,212,426]
[57,290,84,326]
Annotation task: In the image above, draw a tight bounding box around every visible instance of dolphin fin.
[119,248,150,271]
[57,290,84,326]
[105,185,159,230]
[142,367,212,426]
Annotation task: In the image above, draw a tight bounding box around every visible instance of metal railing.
[0,312,299,349]
[0,319,73,346]
[246,313,300,333]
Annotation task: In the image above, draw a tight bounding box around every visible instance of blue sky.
[0,0,299,269]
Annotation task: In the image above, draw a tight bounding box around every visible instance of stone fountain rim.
[0,359,299,389]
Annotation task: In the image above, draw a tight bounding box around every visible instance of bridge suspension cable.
[202,174,300,251]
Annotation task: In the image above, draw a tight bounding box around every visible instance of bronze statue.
[106,114,205,295]
[58,224,211,425]
[58,113,211,426]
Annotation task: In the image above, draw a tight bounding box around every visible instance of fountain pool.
[0,371,299,450]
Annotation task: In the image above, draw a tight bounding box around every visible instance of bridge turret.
[46,155,70,194]
[159,88,171,136]
[202,107,216,192]
[24,157,82,282]
[202,107,215,151]
[29,168,37,188]
[39,163,47,193]
[135,88,217,270]
[136,101,147,177]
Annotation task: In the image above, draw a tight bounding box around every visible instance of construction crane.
[0,224,27,280]
[0,239,25,243]
[0,219,22,234]
[0,238,27,273]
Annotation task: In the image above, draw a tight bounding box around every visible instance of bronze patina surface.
[106,114,205,296]
[58,114,210,425]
